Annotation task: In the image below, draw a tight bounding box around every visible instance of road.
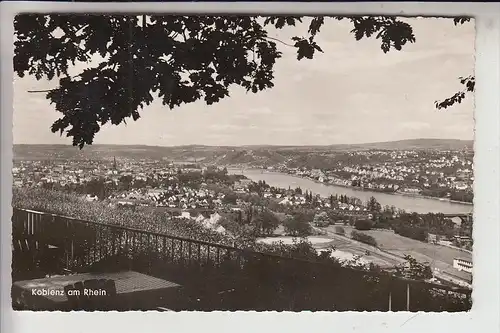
[317,227,472,288]
[317,228,405,268]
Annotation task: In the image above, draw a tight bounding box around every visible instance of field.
[262,231,401,268]
[256,236,371,264]
[325,225,472,282]
[257,236,333,246]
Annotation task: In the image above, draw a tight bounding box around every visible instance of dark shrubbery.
[334,226,345,235]
[283,212,313,237]
[393,225,428,242]
[354,219,373,230]
[351,230,378,247]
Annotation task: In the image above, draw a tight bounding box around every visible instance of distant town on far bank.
[12,136,475,313]
[12,138,474,204]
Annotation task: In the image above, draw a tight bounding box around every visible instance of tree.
[366,196,381,212]
[132,178,147,189]
[304,191,310,203]
[119,174,133,191]
[341,195,349,204]
[394,255,433,280]
[334,226,345,235]
[284,213,312,237]
[393,224,428,242]
[383,205,397,216]
[85,177,109,200]
[354,219,373,231]
[350,230,377,247]
[222,192,238,205]
[14,14,470,149]
[313,211,330,227]
[253,209,281,236]
[244,205,254,224]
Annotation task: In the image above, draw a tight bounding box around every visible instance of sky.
[13,17,475,147]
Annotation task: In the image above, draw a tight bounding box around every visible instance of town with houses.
[243,149,474,203]
[13,149,474,204]
[12,146,473,290]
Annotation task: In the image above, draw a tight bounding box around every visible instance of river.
[228,169,473,214]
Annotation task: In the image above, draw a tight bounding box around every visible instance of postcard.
[11,13,475,312]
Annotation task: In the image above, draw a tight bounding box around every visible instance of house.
[194,214,205,223]
[279,198,292,206]
[180,211,191,219]
[86,194,99,202]
[453,258,473,273]
[197,212,226,234]
[453,235,473,246]
[401,187,422,194]
[117,200,133,206]
[234,179,252,189]
[453,181,469,191]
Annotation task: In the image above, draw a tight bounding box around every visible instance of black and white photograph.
[11,13,475,312]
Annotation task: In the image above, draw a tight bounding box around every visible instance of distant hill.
[13,139,473,165]
[331,139,474,151]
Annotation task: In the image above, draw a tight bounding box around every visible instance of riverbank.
[388,191,472,206]
[229,167,473,207]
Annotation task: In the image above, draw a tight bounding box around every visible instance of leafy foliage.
[15,14,418,148]
[435,17,475,109]
[394,255,433,280]
[435,76,475,109]
[334,225,345,235]
[351,230,378,247]
[453,17,472,25]
[344,16,415,53]
[313,211,330,227]
[354,219,373,231]
[283,212,313,237]
[366,196,382,213]
[253,209,281,235]
[393,224,429,242]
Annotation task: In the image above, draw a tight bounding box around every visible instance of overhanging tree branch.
[435,75,475,109]
[14,14,472,148]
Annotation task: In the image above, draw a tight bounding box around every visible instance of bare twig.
[264,36,295,47]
